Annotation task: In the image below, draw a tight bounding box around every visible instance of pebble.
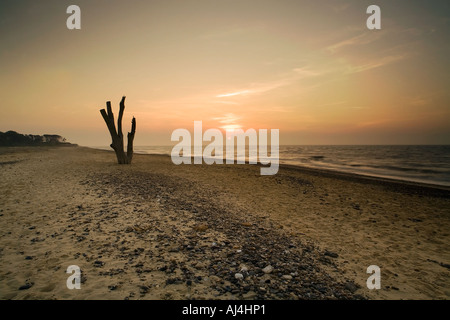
[93,260,105,267]
[139,286,149,294]
[262,265,273,274]
[344,281,359,293]
[324,251,339,258]
[209,275,221,283]
[243,291,258,299]
[87,172,366,301]
[19,282,34,290]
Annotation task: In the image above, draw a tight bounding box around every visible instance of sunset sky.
[0,0,449,146]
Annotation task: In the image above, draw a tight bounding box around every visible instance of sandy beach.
[0,146,449,300]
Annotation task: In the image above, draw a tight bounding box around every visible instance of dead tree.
[100,96,136,164]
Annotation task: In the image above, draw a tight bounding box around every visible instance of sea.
[93,145,450,187]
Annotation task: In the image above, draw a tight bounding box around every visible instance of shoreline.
[1,146,449,300]
[84,146,450,195]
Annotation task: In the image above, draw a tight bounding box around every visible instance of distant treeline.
[0,131,77,147]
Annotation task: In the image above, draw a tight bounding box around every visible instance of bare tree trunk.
[100,96,136,164]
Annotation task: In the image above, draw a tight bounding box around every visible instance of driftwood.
[100,96,136,164]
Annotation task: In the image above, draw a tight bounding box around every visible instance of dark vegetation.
[0,131,77,147]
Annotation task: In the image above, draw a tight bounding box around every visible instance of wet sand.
[0,146,449,300]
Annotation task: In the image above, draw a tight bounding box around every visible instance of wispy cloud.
[409,96,432,107]
[216,81,288,98]
[327,32,384,53]
[292,67,322,77]
[345,55,406,74]
[318,101,347,107]
[217,91,250,98]
[356,119,394,128]
[213,113,241,124]
[213,113,242,130]
[405,90,444,107]
[216,67,323,99]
